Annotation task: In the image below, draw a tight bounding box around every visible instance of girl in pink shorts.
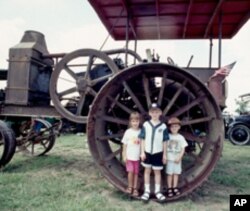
[122,112,141,197]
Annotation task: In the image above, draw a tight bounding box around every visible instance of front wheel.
[0,120,16,168]
[87,63,224,200]
[228,124,250,145]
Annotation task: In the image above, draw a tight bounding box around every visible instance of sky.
[0,0,249,113]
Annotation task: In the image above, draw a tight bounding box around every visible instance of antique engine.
[5,30,53,106]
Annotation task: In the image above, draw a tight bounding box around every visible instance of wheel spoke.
[91,74,112,86]
[170,94,206,117]
[58,87,77,98]
[76,93,86,115]
[31,143,35,155]
[88,87,97,97]
[183,163,195,172]
[142,74,151,109]
[64,65,78,80]
[99,115,128,125]
[186,152,204,164]
[40,140,49,148]
[157,72,167,106]
[197,142,202,150]
[104,148,122,162]
[107,95,133,114]
[163,80,187,115]
[122,82,145,113]
[34,135,51,142]
[59,76,76,84]
[181,116,214,126]
[25,130,34,142]
[180,131,206,143]
[97,133,124,141]
[24,140,32,148]
[84,56,94,79]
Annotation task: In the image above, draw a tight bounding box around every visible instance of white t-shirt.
[121,128,141,161]
[167,133,188,161]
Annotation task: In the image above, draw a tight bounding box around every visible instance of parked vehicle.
[227,114,250,145]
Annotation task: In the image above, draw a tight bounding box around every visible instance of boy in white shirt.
[139,103,169,202]
[165,117,188,197]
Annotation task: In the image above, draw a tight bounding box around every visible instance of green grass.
[209,142,250,194]
[0,135,249,211]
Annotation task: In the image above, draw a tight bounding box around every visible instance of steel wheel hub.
[77,77,91,92]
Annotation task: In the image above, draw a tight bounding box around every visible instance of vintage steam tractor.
[0,0,249,201]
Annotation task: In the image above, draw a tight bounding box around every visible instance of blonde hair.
[128,112,141,127]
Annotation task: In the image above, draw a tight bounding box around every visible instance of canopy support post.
[125,14,130,67]
[209,37,213,68]
[218,11,222,68]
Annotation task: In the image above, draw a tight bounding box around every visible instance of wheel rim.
[0,133,6,165]
[17,118,56,156]
[229,125,250,145]
[0,121,16,167]
[50,49,119,123]
[87,63,224,200]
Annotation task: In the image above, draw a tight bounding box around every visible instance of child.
[122,112,141,197]
[139,103,169,202]
[165,117,188,197]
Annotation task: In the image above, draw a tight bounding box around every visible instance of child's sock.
[155,184,160,193]
[144,184,150,192]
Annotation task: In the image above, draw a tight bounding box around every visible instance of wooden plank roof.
[88,0,250,40]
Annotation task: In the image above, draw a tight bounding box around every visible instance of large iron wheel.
[228,124,250,145]
[50,49,119,123]
[16,118,56,156]
[87,63,224,200]
[0,120,16,168]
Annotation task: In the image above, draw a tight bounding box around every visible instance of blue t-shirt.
[138,120,169,154]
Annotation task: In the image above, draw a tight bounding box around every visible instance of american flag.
[210,61,236,81]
